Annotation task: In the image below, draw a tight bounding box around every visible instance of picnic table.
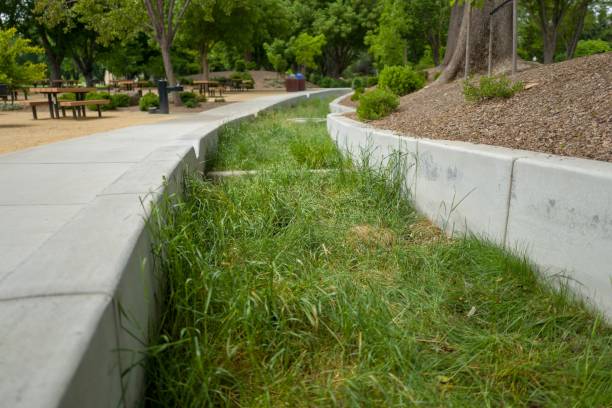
[28,87,97,119]
[113,80,135,91]
[193,80,223,97]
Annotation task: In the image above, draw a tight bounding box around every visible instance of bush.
[378,65,425,96]
[318,77,332,88]
[246,61,258,70]
[351,77,364,90]
[86,92,115,111]
[58,93,76,101]
[0,103,24,111]
[197,94,207,103]
[463,75,524,103]
[111,93,130,108]
[356,88,399,120]
[179,91,199,108]
[351,88,364,101]
[575,39,611,58]
[139,92,159,111]
[234,59,247,72]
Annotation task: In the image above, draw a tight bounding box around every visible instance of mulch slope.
[370,52,612,162]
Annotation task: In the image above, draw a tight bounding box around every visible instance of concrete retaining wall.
[327,111,612,320]
[0,89,348,408]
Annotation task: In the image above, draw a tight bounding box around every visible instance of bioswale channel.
[144,97,611,406]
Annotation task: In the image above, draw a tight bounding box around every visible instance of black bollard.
[155,79,184,114]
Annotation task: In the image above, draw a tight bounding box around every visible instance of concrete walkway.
[0,89,347,408]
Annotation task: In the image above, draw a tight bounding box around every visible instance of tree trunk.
[543,30,558,63]
[38,31,63,81]
[200,44,210,81]
[161,41,181,105]
[438,0,513,83]
[564,0,589,59]
[442,1,465,67]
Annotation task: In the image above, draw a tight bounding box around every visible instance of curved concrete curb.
[329,91,355,114]
[327,112,612,320]
[0,89,349,408]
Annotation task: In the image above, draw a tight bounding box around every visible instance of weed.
[463,75,524,102]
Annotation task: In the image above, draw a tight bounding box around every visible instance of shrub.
[111,93,130,108]
[463,75,524,103]
[352,77,364,90]
[575,39,611,58]
[0,103,24,111]
[86,92,116,111]
[378,65,425,96]
[139,92,159,111]
[179,91,199,108]
[366,76,378,87]
[197,94,207,103]
[356,88,399,120]
[318,77,332,88]
[58,93,76,101]
[234,59,247,72]
[246,61,258,70]
[351,88,364,101]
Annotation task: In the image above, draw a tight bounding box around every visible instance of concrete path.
[0,89,347,408]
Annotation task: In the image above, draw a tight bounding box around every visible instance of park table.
[28,87,96,119]
[113,80,135,91]
[193,80,222,97]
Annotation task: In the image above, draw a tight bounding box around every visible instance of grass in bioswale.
[145,98,612,407]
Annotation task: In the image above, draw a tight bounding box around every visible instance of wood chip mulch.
[364,52,612,163]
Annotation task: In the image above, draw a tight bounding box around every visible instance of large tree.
[438,0,514,83]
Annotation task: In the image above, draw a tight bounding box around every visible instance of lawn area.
[146,98,612,407]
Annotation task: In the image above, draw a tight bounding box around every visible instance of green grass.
[209,97,343,171]
[145,98,612,407]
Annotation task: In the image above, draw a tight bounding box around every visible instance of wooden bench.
[28,101,50,120]
[59,99,110,119]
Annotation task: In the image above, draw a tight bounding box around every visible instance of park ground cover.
[145,98,612,407]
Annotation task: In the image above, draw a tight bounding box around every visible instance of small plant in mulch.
[179,91,200,108]
[463,75,524,103]
[356,88,399,120]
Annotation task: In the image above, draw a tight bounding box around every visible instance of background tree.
[288,33,326,74]
[365,0,410,67]
[263,39,289,75]
[0,27,46,86]
[142,0,192,103]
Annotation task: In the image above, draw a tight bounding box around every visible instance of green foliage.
[139,92,159,111]
[357,88,399,120]
[86,92,115,111]
[352,77,364,90]
[0,28,46,86]
[351,88,364,101]
[234,59,247,72]
[378,65,425,96]
[289,33,326,71]
[263,39,288,74]
[317,76,351,88]
[463,75,524,103]
[575,39,611,57]
[179,91,199,108]
[0,103,24,111]
[111,93,130,108]
[197,94,208,102]
[58,93,76,101]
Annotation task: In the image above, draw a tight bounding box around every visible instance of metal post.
[464,2,471,80]
[157,80,169,114]
[488,16,493,76]
[512,0,518,75]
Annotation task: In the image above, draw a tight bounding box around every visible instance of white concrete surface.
[0,89,348,408]
[506,155,612,317]
[327,111,612,320]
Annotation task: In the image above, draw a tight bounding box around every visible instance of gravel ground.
[367,53,612,162]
